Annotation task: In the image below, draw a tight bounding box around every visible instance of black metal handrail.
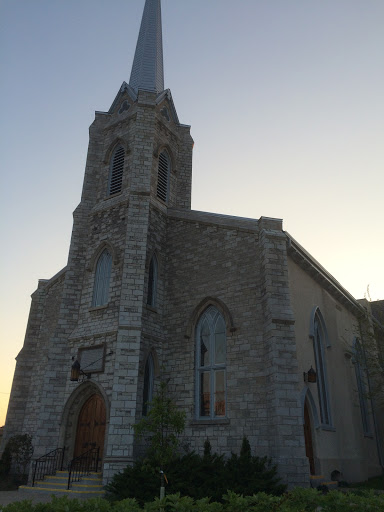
[67,447,100,489]
[32,447,65,486]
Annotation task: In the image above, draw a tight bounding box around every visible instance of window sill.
[146,304,158,313]
[89,304,109,312]
[189,418,230,426]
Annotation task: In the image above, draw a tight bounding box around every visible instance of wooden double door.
[74,394,106,460]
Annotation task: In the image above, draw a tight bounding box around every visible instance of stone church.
[2,0,383,488]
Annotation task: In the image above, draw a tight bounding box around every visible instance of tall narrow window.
[196,306,226,419]
[157,150,170,203]
[142,353,154,416]
[108,145,125,195]
[313,312,332,426]
[354,339,371,435]
[147,254,158,307]
[92,249,112,307]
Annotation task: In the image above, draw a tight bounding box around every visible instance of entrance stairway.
[19,470,104,496]
[310,475,338,490]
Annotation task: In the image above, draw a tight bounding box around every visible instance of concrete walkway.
[0,489,104,507]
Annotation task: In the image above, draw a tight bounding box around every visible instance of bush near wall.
[105,438,286,503]
[1,489,384,512]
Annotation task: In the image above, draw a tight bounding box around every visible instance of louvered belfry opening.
[157,150,170,202]
[109,145,125,195]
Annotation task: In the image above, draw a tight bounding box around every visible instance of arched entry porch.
[74,393,106,459]
[60,381,109,467]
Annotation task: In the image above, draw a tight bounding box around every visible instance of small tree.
[1,434,33,483]
[357,296,384,407]
[133,379,186,497]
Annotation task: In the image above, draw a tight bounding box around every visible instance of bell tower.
[20,0,193,481]
[68,0,194,478]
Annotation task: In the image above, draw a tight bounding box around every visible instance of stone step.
[19,486,105,496]
[310,475,338,490]
[19,471,104,496]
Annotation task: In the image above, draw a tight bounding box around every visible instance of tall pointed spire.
[129,0,164,94]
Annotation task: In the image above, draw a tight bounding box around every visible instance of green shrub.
[106,437,285,503]
[0,434,33,485]
[1,489,384,512]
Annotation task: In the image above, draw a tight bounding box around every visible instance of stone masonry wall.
[164,212,266,456]
[258,221,309,487]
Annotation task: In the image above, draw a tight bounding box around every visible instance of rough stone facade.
[2,41,383,492]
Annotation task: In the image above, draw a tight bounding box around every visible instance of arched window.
[92,249,112,307]
[147,254,158,307]
[312,310,332,426]
[142,353,154,416]
[353,339,371,435]
[196,306,226,418]
[157,150,170,203]
[108,145,125,195]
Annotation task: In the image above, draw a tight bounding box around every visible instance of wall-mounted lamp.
[303,366,316,383]
[70,350,113,382]
[70,359,91,382]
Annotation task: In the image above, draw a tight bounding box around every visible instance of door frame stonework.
[59,381,109,467]
[300,387,319,475]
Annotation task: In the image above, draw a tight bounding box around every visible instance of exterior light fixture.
[70,360,81,382]
[303,366,316,383]
[70,350,113,382]
[70,359,91,382]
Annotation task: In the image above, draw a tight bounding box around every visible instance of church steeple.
[129,0,164,94]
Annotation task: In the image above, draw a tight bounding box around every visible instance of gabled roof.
[286,233,365,317]
[107,82,138,114]
[156,89,180,125]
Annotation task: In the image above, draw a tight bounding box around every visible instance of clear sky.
[0,0,383,426]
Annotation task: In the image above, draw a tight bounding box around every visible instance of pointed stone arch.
[146,250,161,307]
[185,297,235,339]
[309,306,333,427]
[59,381,109,464]
[141,348,160,416]
[300,386,320,428]
[153,143,176,174]
[88,241,120,271]
[143,347,160,378]
[103,138,130,164]
[309,306,331,347]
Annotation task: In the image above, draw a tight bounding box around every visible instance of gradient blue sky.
[0,0,383,425]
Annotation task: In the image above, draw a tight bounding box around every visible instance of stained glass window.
[196,306,226,418]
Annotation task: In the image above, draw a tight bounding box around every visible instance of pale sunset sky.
[0,0,383,426]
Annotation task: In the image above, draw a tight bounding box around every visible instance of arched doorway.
[304,400,315,474]
[74,394,106,460]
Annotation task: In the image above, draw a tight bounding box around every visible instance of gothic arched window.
[92,249,112,307]
[353,339,371,435]
[108,145,125,195]
[147,254,158,307]
[196,306,226,419]
[142,353,154,416]
[157,150,170,203]
[312,310,332,427]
